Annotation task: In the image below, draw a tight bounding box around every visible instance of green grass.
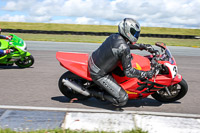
[1,21,200,48]
[2,32,107,43]
[141,27,200,36]
[0,128,147,133]
[0,22,117,33]
[137,37,200,48]
[1,21,200,36]
[2,32,200,48]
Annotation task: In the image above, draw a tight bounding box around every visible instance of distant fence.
[2,29,199,39]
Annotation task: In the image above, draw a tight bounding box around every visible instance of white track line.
[0,105,200,118]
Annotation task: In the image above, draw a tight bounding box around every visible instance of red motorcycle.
[56,42,188,103]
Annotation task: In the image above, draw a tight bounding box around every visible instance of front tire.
[15,55,34,68]
[151,78,188,102]
[58,71,90,100]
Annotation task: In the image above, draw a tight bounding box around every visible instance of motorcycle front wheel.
[151,78,188,102]
[15,55,34,68]
[58,71,90,100]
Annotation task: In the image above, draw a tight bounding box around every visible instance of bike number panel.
[165,63,178,79]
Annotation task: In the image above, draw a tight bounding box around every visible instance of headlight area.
[159,65,169,75]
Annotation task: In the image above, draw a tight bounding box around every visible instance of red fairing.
[152,75,172,85]
[56,52,92,81]
[113,53,151,84]
[112,54,152,99]
[130,54,151,71]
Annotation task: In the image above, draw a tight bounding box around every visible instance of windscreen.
[161,47,174,64]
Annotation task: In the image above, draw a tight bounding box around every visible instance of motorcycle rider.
[0,34,13,55]
[88,18,157,106]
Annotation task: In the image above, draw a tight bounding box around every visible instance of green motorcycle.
[0,34,34,68]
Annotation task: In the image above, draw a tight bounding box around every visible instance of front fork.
[165,87,172,96]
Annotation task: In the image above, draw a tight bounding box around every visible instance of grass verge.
[0,128,147,133]
[1,21,200,36]
[137,37,200,48]
[2,32,200,48]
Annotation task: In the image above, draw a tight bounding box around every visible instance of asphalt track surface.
[1,41,200,115]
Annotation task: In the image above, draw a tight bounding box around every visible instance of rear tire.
[151,78,188,102]
[58,71,90,100]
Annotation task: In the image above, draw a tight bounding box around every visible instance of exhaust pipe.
[62,78,90,96]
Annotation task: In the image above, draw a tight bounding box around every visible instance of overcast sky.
[0,0,200,29]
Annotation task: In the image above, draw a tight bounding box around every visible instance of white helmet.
[118,18,141,43]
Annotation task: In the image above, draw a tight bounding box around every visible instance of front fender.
[171,73,182,85]
[24,51,31,57]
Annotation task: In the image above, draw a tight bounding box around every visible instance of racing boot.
[89,90,125,106]
[89,89,105,101]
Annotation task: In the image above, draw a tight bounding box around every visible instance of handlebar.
[151,56,161,76]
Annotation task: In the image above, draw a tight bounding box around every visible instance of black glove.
[146,71,153,79]
[152,50,160,57]
[146,45,155,53]
[140,71,153,80]
[137,44,152,51]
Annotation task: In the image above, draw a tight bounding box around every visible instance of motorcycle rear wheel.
[151,78,188,102]
[15,55,34,68]
[58,71,90,100]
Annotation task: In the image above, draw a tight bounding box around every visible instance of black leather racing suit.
[88,33,149,106]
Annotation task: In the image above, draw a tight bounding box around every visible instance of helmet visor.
[130,28,140,40]
[134,31,140,40]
